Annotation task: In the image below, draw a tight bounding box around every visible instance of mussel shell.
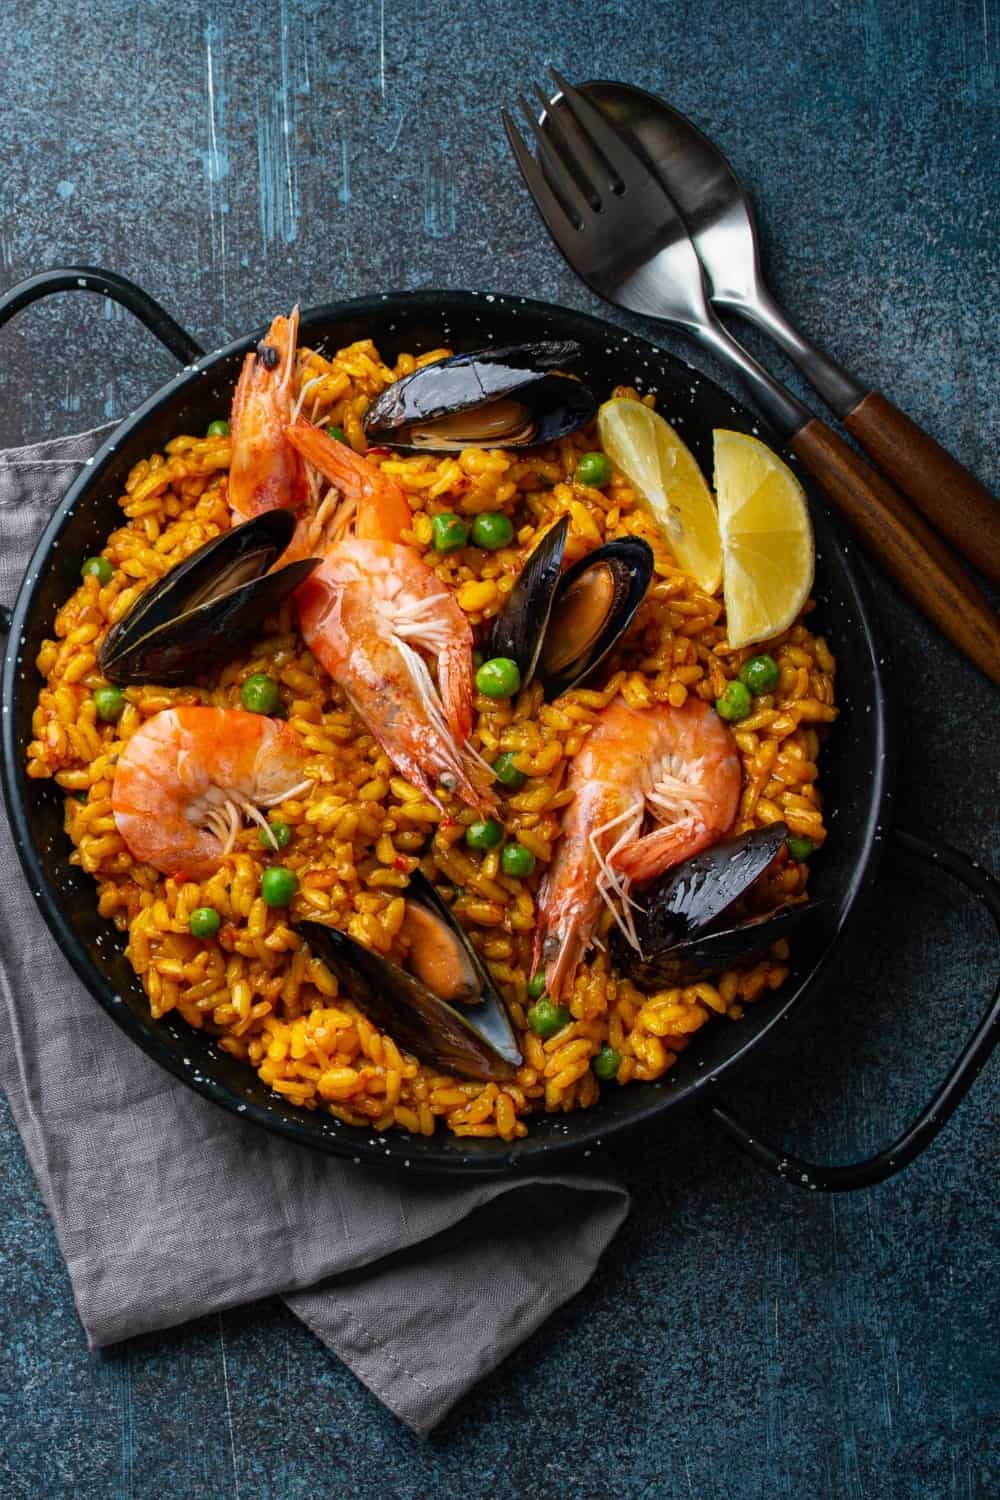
[618,823,791,962]
[620,899,832,989]
[98,511,319,685]
[488,516,569,686]
[537,536,654,698]
[404,872,521,1066]
[297,872,522,1083]
[362,341,597,451]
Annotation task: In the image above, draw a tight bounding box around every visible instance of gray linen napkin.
[0,426,629,1436]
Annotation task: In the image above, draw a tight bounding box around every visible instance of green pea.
[465,819,504,851]
[261,866,299,906]
[501,842,535,877]
[715,680,752,722]
[575,451,613,488]
[93,686,125,723]
[259,820,292,851]
[241,673,281,715]
[476,657,521,698]
[81,556,113,585]
[527,998,573,1038]
[492,751,527,790]
[431,513,469,553]
[206,419,230,438]
[189,906,221,938]
[788,836,816,862]
[326,425,347,443]
[738,654,781,695]
[471,511,514,550]
[591,1044,622,1081]
[527,973,547,1000]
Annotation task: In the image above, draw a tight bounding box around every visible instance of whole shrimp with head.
[534,698,741,999]
[288,420,494,813]
[226,313,492,812]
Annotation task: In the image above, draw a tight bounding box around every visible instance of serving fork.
[568,80,999,590]
[502,71,1000,685]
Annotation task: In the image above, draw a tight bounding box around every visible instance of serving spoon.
[503,71,1000,684]
[563,79,1000,588]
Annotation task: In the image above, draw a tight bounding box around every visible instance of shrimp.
[296,539,493,812]
[285,419,412,542]
[112,707,311,880]
[229,340,486,809]
[228,308,309,523]
[534,698,741,998]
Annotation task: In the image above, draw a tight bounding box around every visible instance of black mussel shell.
[609,822,833,987]
[98,511,319,685]
[620,824,791,960]
[488,516,569,686]
[297,872,522,1082]
[489,527,654,699]
[620,900,832,988]
[537,536,654,698]
[362,341,597,451]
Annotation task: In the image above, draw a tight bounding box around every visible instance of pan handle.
[0,266,205,365]
[706,828,1000,1191]
[0,267,206,633]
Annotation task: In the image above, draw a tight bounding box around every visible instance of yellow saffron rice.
[26,336,837,1141]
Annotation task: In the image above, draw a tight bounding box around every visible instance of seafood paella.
[26,311,837,1141]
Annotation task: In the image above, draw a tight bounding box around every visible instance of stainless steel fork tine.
[530,85,604,210]
[501,111,582,239]
[515,93,594,227]
[548,66,655,192]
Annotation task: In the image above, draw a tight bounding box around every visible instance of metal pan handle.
[0,266,205,632]
[707,827,1000,1191]
[0,266,204,365]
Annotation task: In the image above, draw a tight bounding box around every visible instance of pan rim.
[0,287,892,1174]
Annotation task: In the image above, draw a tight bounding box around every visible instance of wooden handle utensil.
[844,392,1000,588]
[790,417,1000,685]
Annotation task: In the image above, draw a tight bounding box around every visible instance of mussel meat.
[362,341,597,452]
[297,871,522,1082]
[610,823,831,987]
[489,519,654,697]
[98,510,319,685]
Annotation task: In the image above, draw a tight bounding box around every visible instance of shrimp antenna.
[588,800,645,955]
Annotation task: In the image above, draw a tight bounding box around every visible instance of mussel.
[98,511,319,685]
[362,341,597,452]
[610,823,831,988]
[489,517,654,697]
[297,871,522,1083]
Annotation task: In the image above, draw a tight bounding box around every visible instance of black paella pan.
[2,267,998,1183]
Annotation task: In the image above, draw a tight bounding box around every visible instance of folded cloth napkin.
[0,425,629,1436]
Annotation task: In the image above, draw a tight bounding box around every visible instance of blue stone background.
[1,0,997,1494]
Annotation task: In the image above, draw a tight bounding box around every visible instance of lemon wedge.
[713,429,815,649]
[597,398,722,593]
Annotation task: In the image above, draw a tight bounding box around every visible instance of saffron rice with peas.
[26,331,836,1142]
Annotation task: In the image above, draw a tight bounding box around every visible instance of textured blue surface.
[1,0,998,1495]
